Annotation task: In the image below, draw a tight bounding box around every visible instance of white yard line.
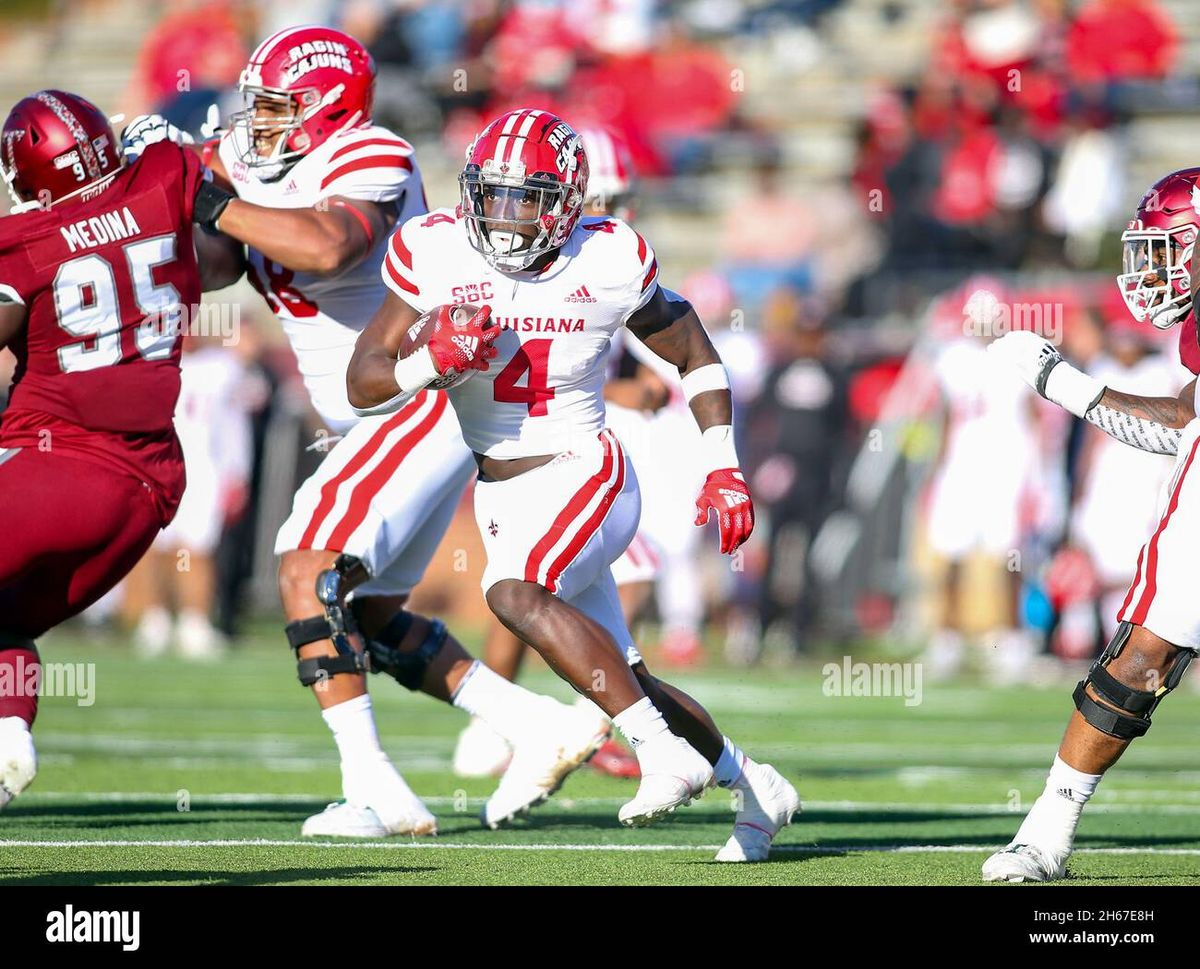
[1,838,1200,857]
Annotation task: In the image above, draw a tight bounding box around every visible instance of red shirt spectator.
[1066,0,1178,84]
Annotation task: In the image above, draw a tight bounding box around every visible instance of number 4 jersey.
[382,208,660,458]
[0,141,204,518]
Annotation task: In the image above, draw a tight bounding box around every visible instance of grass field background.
[4,622,1200,886]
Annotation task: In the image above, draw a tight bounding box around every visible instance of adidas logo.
[452,334,479,356]
[565,285,597,303]
[719,489,750,508]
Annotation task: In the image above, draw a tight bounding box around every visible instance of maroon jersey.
[0,141,205,518]
[1179,313,1200,376]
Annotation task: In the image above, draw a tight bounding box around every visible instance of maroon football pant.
[0,446,163,640]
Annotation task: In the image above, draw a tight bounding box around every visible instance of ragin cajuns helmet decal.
[230,25,375,181]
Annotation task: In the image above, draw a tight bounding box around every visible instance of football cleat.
[0,717,37,810]
[714,763,801,862]
[452,717,512,778]
[301,799,437,838]
[618,736,712,827]
[981,842,1069,882]
[317,758,438,837]
[480,705,610,829]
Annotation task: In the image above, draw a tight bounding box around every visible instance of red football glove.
[694,468,755,554]
[428,303,500,377]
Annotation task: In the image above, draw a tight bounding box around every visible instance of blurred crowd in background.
[0,0,1196,675]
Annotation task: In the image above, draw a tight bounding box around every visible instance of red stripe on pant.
[297,393,428,550]
[524,434,616,589]
[543,435,626,593]
[325,393,448,549]
[1129,434,1200,625]
[1118,546,1146,619]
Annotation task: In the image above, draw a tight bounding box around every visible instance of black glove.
[194,178,234,230]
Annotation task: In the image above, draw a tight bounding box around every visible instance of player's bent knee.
[486,579,549,629]
[283,554,368,687]
[1074,621,1194,740]
[277,550,331,608]
[356,605,448,690]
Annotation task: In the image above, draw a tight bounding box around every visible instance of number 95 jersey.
[382,208,659,458]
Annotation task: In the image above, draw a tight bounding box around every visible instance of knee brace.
[1073,621,1194,740]
[356,605,448,691]
[284,555,369,688]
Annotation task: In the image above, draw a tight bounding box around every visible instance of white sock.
[322,693,386,768]
[713,736,751,789]
[451,661,554,745]
[1014,755,1102,855]
[611,696,670,749]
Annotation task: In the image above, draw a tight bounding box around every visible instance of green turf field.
[3,624,1200,886]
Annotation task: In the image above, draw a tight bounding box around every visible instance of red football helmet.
[1,90,120,211]
[460,108,588,272]
[578,126,636,221]
[1117,167,1200,329]
[231,25,375,180]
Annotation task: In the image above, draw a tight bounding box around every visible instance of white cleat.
[618,736,713,827]
[714,763,801,862]
[481,705,610,829]
[452,717,512,778]
[982,842,1069,882]
[301,799,437,838]
[0,717,37,810]
[308,758,438,837]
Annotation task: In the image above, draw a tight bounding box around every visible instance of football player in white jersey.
[452,126,665,781]
[983,168,1200,881]
[124,27,609,837]
[348,109,801,861]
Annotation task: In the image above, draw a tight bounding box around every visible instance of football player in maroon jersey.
[0,89,242,808]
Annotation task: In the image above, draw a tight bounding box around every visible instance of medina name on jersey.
[382,208,660,459]
[219,123,428,430]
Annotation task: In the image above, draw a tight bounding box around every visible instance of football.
[398,303,484,390]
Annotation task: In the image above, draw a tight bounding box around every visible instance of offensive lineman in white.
[348,108,800,860]
[123,27,608,837]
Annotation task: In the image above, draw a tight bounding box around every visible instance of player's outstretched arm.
[346,290,426,414]
[627,288,754,553]
[989,330,1195,455]
[193,182,394,277]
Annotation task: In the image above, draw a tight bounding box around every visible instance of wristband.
[1042,361,1105,419]
[700,424,740,474]
[194,177,234,230]
[681,363,729,404]
[393,345,440,392]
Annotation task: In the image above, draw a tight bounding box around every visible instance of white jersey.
[220,123,427,430]
[382,208,659,457]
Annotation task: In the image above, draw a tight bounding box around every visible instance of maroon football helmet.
[1117,168,1200,329]
[1,90,120,210]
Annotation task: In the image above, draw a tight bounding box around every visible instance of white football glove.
[121,114,194,160]
[1148,298,1191,330]
[987,330,1104,418]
